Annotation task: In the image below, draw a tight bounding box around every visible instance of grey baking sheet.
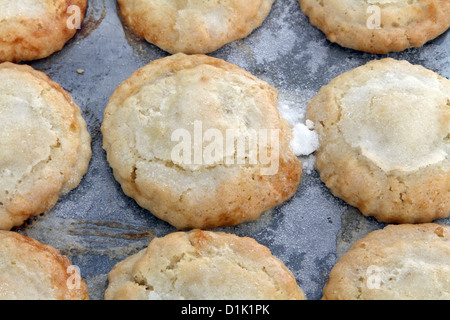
[16,0,450,300]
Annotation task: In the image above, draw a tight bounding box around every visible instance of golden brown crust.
[0,62,92,230]
[0,231,89,300]
[101,53,302,229]
[306,58,450,224]
[105,230,306,300]
[118,0,275,54]
[298,0,450,54]
[0,0,88,62]
[322,223,450,300]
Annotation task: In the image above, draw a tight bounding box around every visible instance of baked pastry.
[0,230,89,300]
[306,58,450,224]
[105,229,306,300]
[0,0,88,62]
[322,223,450,300]
[298,0,450,54]
[117,0,275,54]
[0,63,92,230]
[101,53,302,229]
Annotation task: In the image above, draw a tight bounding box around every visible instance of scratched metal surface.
[14,0,450,300]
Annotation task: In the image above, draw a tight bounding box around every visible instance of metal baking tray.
[16,0,450,300]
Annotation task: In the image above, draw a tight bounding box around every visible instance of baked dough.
[306,58,450,224]
[298,0,450,54]
[0,0,88,62]
[0,63,92,230]
[104,229,306,300]
[322,223,450,300]
[101,53,302,230]
[0,230,89,300]
[118,0,275,54]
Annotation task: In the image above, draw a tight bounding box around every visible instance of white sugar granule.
[290,122,319,157]
[276,91,319,174]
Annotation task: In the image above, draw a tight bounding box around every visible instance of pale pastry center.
[121,64,270,172]
[0,252,56,299]
[0,77,57,198]
[172,0,231,39]
[201,8,229,38]
[359,245,450,299]
[339,72,449,172]
[0,0,48,20]
[369,259,450,299]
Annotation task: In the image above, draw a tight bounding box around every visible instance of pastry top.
[298,0,450,54]
[105,229,306,300]
[307,58,450,224]
[322,223,450,300]
[0,63,91,230]
[102,53,302,229]
[0,0,88,62]
[332,58,449,173]
[0,230,89,300]
[118,0,275,54]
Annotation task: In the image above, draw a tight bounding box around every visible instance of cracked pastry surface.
[306,58,450,224]
[0,230,89,300]
[0,63,92,230]
[101,53,302,230]
[0,0,87,62]
[118,0,275,54]
[104,229,306,300]
[322,223,450,300]
[298,0,450,54]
